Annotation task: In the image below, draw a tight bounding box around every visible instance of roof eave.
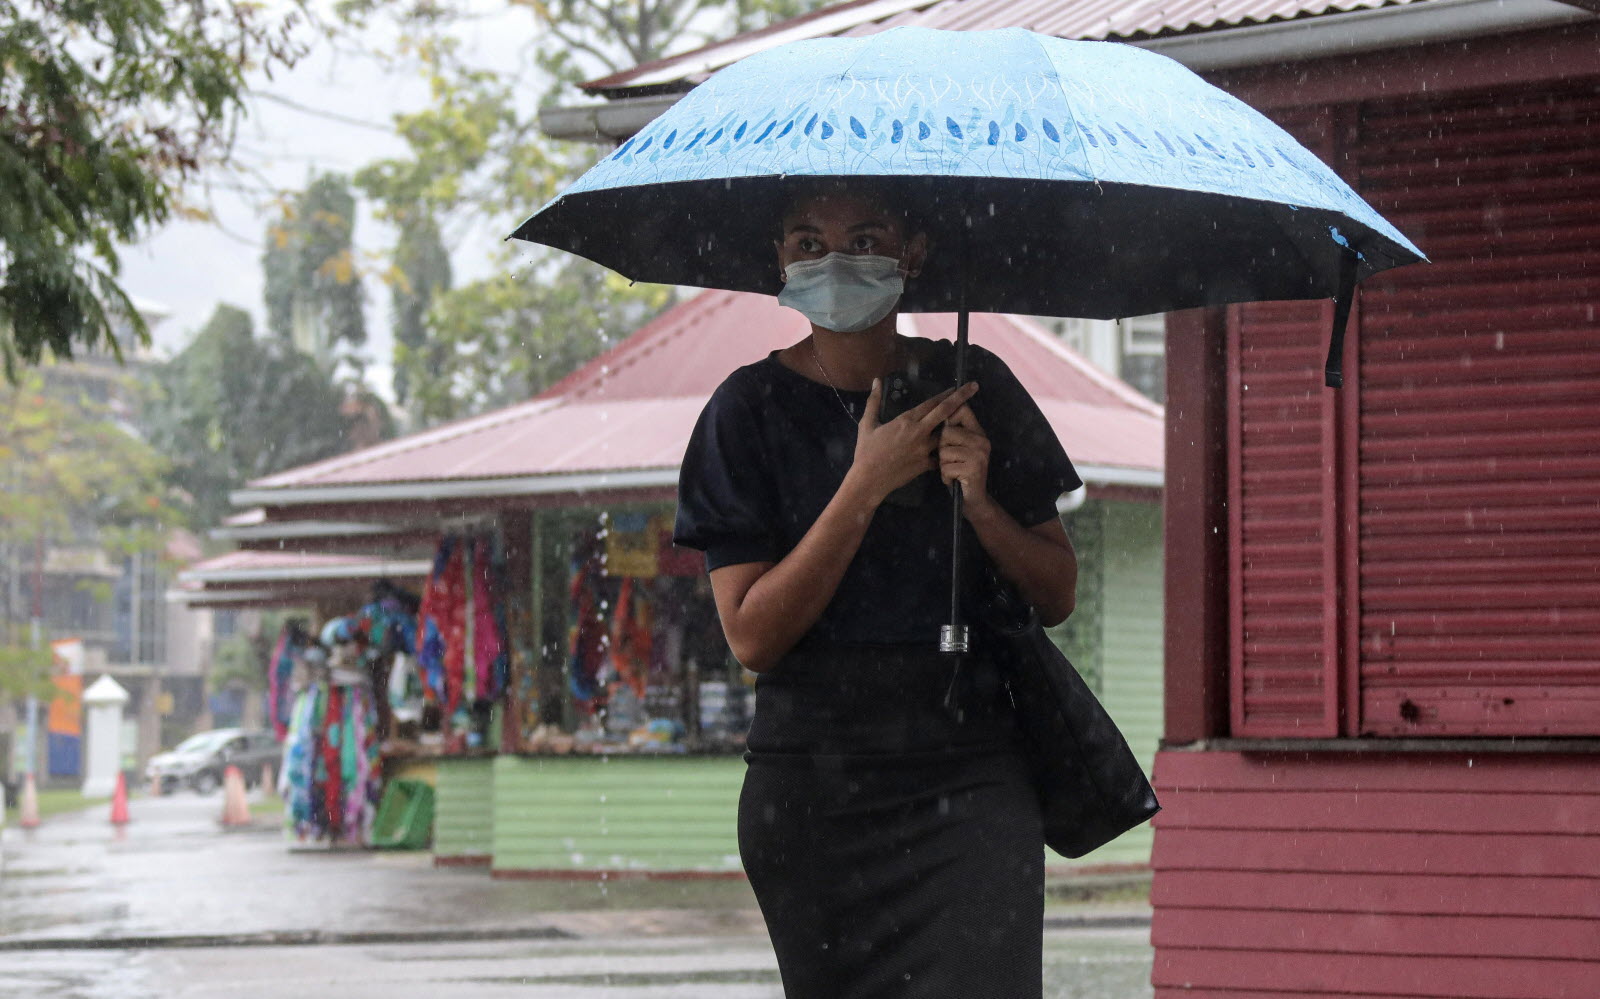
[230,467,685,509]
[209,519,416,543]
[541,0,1591,143]
[176,560,433,587]
[230,460,1160,512]
[1135,0,1590,70]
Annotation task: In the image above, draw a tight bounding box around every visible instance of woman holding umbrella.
[674,179,1082,997]
[519,27,1420,996]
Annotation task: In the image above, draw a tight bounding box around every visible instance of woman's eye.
[797,238,822,253]
[852,236,877,251]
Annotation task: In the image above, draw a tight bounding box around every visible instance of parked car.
[146,728,279,795]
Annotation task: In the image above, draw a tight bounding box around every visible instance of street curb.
[0,913,1149,951]
[0,925,574,953]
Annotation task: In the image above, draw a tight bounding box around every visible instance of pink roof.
[582,0,1417,94]
[246,290,1161,495]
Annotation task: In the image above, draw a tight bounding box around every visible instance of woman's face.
[775,189,927,277]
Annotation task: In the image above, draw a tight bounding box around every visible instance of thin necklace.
[810,337,857,424]
[810,336,902,424]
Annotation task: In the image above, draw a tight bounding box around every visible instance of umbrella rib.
[1025,29,1097,185]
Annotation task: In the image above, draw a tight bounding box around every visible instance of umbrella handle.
[1324,249,1360,389]
[941,306,971,655]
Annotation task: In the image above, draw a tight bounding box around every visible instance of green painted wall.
[1073,499,1165,867]
[491,755,745,873]
[434,756,496,860]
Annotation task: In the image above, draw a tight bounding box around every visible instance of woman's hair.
[777,177,926,239]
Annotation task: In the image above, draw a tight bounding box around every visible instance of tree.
[0,366,182,693]
[262,174,369,368]
[344,0,826,422]
[390,213,452,405]
[0,0,308,376]
[525,0,822,95]
[144,305,356,527]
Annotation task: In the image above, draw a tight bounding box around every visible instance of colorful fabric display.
[416,537,466,718]
[358,593,417,659]
[278,671,381,845]
[609,577,652,700]
[267,622,311,741]
[415,532,512,731]
[567,549,607,708]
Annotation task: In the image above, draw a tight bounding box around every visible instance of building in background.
[1,300,222,788]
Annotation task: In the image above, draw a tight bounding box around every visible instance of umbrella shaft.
[948,307,970,642]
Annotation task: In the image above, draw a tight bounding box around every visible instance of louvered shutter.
[1354,84,1600,736]
[1227,110,1344,737]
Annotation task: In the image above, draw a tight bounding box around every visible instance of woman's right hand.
[848,379,980,504]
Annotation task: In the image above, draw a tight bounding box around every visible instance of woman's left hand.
[939,403,993,512]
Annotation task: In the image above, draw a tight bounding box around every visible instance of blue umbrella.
[511,26,1424,650]
[513,27,1423,386]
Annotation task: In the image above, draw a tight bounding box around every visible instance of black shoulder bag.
[978,584,1161,859]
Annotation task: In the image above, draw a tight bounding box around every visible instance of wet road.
[0,792,1153,997]
[3,929,1154,998]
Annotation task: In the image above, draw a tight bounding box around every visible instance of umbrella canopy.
[513,26,1423,322]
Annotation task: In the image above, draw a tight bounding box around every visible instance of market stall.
[213,288,1165,874]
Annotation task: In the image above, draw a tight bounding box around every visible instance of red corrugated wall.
[1353,83,1600,736]
[1150,750,1600,998]
[1171,72,1600,999]
[1228,81,1600,739]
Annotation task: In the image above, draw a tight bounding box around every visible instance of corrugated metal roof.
[845,0,1412,40]
[171,550,431,609]
[178,550,430,584]
[246,289,1162,495]
[583,0,1420,94]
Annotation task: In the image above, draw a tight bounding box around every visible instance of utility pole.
[24,535,43,780]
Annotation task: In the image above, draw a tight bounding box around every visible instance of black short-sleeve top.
[673,339,1082,647]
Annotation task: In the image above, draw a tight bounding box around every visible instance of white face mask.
[777,252,906,333]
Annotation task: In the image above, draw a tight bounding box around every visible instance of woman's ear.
[903,232,929,278]
[774,238,786,281]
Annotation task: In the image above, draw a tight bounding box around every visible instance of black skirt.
[739,644,1045,999]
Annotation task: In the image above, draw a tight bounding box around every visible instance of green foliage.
[345,0,823,423]
[511,0,826,94]
[390,214,452,404]
[0,0,308,376]
[143,305,358,527]
[406,263,669,422]
[262,174,369,365]
[0,644,53,701]
[0,365,182,662]
[0,367,181,555]
[351,31,664,421]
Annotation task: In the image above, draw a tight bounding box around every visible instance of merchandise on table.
[525,512,747,755]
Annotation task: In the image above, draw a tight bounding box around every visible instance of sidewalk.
[0,792,774,949]
[2,794,1154,997]
[0,790,1149,952]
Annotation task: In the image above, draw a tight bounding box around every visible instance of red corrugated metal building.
[1158,30,1600,999]
[557,0,1600,991]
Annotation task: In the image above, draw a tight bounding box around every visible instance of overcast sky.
[117,4,549,398]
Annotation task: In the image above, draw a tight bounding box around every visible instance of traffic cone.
[220,765,251,827]
[110,772,131,826]
[19,773,40,829]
